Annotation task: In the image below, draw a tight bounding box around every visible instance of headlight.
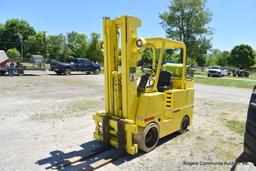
[136,39,144,48]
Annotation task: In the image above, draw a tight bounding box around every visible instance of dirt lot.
[0,71,253,171]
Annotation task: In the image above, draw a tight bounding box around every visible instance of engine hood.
[208,69,221,72]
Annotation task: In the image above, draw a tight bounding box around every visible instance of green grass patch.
[194,76,256,89]
[194,70,207,76]
[226,120,245,135]
[251,72,256,79]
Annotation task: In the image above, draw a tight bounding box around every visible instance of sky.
[0,0,256,51]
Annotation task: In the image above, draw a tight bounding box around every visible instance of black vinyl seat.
[157,71,172,92]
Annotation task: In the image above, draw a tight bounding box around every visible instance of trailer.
[0,50,26,76]
[0,50,9,75]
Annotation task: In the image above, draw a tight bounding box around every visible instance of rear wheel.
[94,68,100,75]
[134,123,159,152]
[179,116,189,134]
[64,68,71,75]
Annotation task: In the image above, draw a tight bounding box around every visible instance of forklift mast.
[103,16,188,120]
[103,16,141,121]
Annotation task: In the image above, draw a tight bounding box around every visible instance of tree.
[206,56,215,67]
[142,47,153,64]
[228,44,255,68]
[47,34,66,61]
[159,0,212,66]
[0,19,36,57]
[86,33,103,63]
[26,31,48,58]
[66,31,88,58]
[214,51,230,66]
[6,48,21,60]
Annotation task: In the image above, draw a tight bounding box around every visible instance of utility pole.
[19,34,23,62]
[63,36,67,62]
[43,31,47,63]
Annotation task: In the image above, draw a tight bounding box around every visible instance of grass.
[193,70,206,76]
[226,120,245,135]
[251,72,256,79]
[194,76,256,89]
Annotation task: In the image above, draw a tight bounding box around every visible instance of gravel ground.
[0,71,253,171]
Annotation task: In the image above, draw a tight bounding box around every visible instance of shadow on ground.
[47,73,90,76]
[36,132,181,170]
[1,73,42,77]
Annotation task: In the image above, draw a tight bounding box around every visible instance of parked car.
[50,58,101,75]
[232,68,250,77]
[207,66,228,77]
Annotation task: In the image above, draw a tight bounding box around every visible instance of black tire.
[244,133,256,155]
[246,120,256,135]
[208,74,211,77]
[179,116,189,134]
[17,69,24,76]
[55,71,62,75]
[134,123,159,152]
[64,68,71,75]
[242,87,256,165]
[94,68,100,75]
[0,71,6,76]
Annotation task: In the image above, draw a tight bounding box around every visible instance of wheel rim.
[65,69,71,75]
[95,69,100,74]
[145,127,158,148]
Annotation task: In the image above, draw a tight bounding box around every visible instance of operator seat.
[157,71,172,92]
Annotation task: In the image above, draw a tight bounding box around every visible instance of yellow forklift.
[93,15,194,155]
[46,15,194,170]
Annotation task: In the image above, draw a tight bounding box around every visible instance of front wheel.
[179,116,189,134]
[0,71,6,76]
[94,68,100,75]
[134,123,159,152]
[64,68,71,75]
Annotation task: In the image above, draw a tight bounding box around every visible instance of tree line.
[1,0,255,69]
[159,0,255,69]
[0,19,103,63]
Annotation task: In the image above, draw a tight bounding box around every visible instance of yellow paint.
[92,16,195,155]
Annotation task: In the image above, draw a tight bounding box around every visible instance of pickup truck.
[50,58,101,75]
[232,68,250,77]
[207,66,228,77]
